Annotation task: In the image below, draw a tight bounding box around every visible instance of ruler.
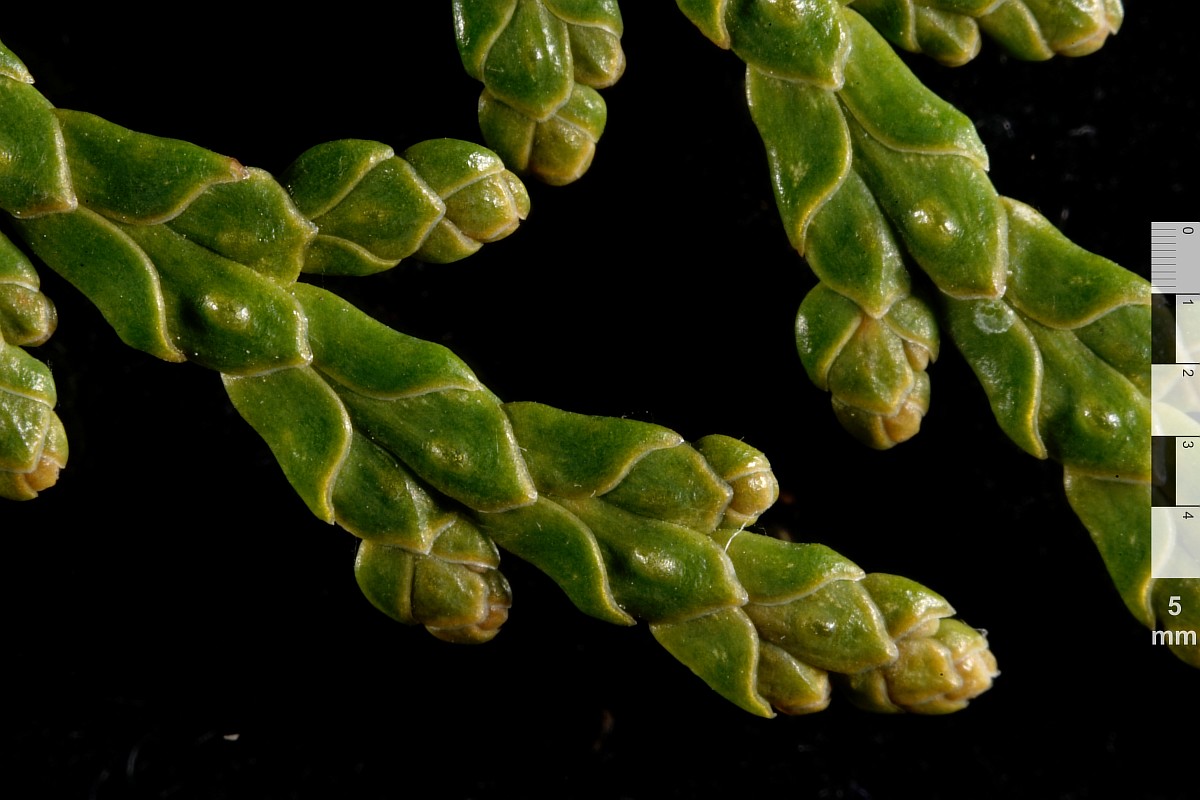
[1153,222,1200,293]
[1152,222,1200,578]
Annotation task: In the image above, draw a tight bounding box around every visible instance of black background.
[3,5,1196,798]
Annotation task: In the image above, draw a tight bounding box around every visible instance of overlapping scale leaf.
[658,528,998,717]
[402,139,530,259]
[0,72,74,218]
[1074,303,1150,397]
[1,47,537,640]
[0,232,55,347]
[755,640,833,715]
[678,0,850,89]
[849,0,983,66]
[331,431,460,552]
[356,519,512,644]
[841,574,998,714]
[0,228,64,501]
[599,442,732,533]
[119,223,310,374]
[476,496,634,625]
[220,286,523,641]
[1,29,1010,708]
[846,115,1005,300]
[977,0,1122,60]
[15,208,185,362]
[718,531,897,674]
[0,38,32,82]
[949,290,1147,476]
[282,139,529,274]
[844,615,999,713]
[0,335,66,500]
[651,607,772,716]
[55,109,246,225]
[293,281,481,396]
[1027,322,1147,480]
[543,0,625,87]
[478,83,606,186]
[943,294,1044,456]
[946,199,1149,475]
[500,402,745,620]
[504,401,681,496]
[801,163,912,318]
[1003,200,1142,322]
[1065,468,1151,625]
[294,284,536,514]
[453,0,624,184]
[737,6,982,450]
[838,10,988,166]
[791,160,940,448]
[13,116,314,373]
[746,578,893,675]
[501,403,723,522]
[341,389,536,514]
[849,0,1122,63]
[463,0,575,119]
[559,495,747,622]
[473,407,947,719]
[693,434,779,529]
[459,398,993,717]
[797,283,938,448]
[167,168,316,284]
[745,68,851,254]
[220,289,518,641]
[223,364,352,523]
[945,196,1156,661]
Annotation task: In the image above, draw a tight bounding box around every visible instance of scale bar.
[1152,223,1200,293]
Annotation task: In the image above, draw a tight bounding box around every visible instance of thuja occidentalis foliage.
[1,1,1188,717]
